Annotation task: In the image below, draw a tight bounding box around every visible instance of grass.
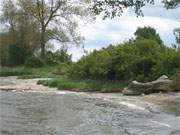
[37,77,128,92]
[0,66,59,78]
[0,67,32,77]
[18,75,42,79]
[1,65,128,93]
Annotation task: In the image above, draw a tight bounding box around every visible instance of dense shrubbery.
[44,50,72,65]
[53,63,72,75]
[25,56,45,68]
[70,27,180,82]
[0,42,33,66]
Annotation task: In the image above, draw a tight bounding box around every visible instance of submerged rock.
[123,75,173,95]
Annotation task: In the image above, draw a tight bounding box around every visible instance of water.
[0,90,180,135]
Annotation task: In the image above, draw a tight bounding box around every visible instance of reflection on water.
[0,91,180,135]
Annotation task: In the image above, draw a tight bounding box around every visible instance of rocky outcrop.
[171,72,180,91]
[123,75,173,95]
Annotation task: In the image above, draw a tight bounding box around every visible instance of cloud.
[69,16,179,61]
[81,15,179,46]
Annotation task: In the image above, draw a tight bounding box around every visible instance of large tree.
[1,0,90,58]
[0,0,40,65]
[18,0,89,57]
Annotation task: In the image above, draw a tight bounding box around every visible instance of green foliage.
[8,42,32,66]
[92,0,155,19]
[0,65,60,78]
[37,78,127,92]
[18,75,42,79]
[0,67,31,76]
[92,0,179,19]
[163,0,180,9]
[70,27,180,82]
[25,56,45,68]
[135,27,162,44]
[53,62,72,75]
[70,50,111,79]
[44,50,72,65]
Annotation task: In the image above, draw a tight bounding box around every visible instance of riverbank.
[1,76,180,116]
[0,67,128,92]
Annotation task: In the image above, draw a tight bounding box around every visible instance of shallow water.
[0,91,180,135]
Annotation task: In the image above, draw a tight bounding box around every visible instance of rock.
[171,72,180,91]
[158,75,169,80]
[123,75,173,95]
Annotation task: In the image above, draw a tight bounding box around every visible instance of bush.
[69,38,179,82]
[44,50,72,65]
[53,62,72,75]
[8,42,32,66]
[25,56,45,68]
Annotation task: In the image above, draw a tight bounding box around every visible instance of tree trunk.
[40,28,45,58]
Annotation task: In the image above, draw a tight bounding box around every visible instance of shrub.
[8,42,32,66]
[25,56,45,68]
[53,62,71,75]
[70,38,179,82]
[44,50,72,65]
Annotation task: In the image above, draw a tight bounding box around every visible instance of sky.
[0,0,179,61]
[67,1,180,61]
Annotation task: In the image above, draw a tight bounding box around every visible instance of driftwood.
[123,75,173,95]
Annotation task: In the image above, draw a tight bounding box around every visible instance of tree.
[92,0,180,19]
[18,0,88,57]
[172,27,180,72]
[1,0,90,58]
[0,0,40,66]
[135,27,162,44]
[163,0,180,9]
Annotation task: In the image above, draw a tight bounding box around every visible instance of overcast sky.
[67,1,180,61]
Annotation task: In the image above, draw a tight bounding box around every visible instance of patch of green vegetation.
[37,77,128,92]
[0,67,32,77]
[18,75,42,79]
[25,56,45,68]
[70,27,180,82]
[0,65,59,78]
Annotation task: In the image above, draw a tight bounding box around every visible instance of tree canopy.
[135,27,162,44]
[92,0,180,19]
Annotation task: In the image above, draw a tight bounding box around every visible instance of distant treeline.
[69,27,180,82]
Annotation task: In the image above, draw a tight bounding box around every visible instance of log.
[123,75,173,95]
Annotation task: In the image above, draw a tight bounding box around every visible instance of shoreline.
[1,76,180,116]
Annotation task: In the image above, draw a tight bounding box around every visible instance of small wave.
[119,101,146,111]
[150,120,171,128]
[56,91,67,95]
